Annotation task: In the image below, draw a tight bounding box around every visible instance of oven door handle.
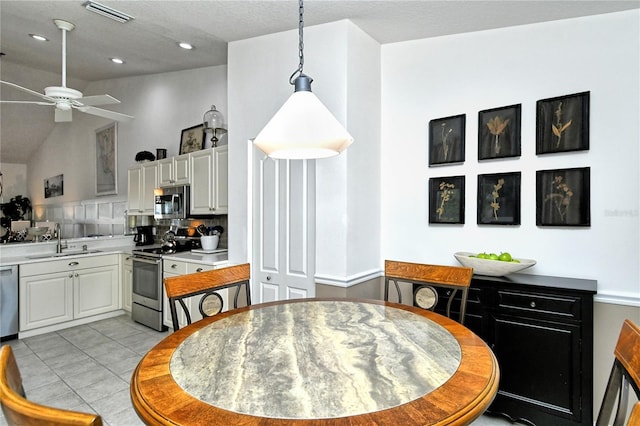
[132,256,161,265]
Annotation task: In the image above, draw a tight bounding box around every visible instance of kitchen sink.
[26,250,102,260]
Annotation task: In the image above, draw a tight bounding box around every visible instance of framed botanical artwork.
[536,167,590,226]
[478,104,521,160]
[428,175,465,224]
[179,124,205,154]
[428,114,465,166]
[477,172,521,225]
[536,91,590,154]
[95,122,118,196]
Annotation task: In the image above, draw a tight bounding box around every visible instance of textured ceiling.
[1,0,638,163]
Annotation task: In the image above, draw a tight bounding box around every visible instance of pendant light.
[253,0,353,159]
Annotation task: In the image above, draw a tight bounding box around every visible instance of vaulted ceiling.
[1,0,638,163]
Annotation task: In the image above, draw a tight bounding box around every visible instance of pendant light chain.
[289,0,305,85]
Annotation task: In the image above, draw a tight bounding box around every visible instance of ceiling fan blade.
[0,100,56,106]
[0,80,54,102]
[77,94,120,106]
[78,105,134,122]
[55,108,72,122]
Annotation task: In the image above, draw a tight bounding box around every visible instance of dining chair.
[0,345,103,426]
[164,262,251,331]
[629,402,640,426]
[384,260,473,324]
[596,318,640,426]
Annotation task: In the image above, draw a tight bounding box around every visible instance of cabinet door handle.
[69,273,74,278]
[171,264,178,269]
[68,261,79,266]
[530,301,536,308]
[75,273,79,278]
[196,268,203,272]
[125,256,131,260]
[266,276,271,281]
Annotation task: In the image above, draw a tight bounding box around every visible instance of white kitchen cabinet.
[122,254,133,312]
[19,272,73,330]
[162,259,228,329]
[74,265,119,319]
[158,154,190,187]
[190,146,228,215]
[127,162,158,214]
[19,255,120,331]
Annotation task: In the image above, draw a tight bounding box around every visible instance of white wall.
[27,65,227,206]
[0,163,28,203]
[381,10,640,304]
[228,20,381,283]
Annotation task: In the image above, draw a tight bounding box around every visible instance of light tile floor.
[1,314,519,426]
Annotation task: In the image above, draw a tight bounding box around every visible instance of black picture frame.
[429,175,465,224]
[478,104,521,160]
[179,124,205,154]
[428,114,465,166]
[477,172,521,225]
[536,91,590,154]
[536,167,590,226]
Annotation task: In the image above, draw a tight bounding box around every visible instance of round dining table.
[130,298,499,425]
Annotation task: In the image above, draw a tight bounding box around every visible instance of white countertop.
[162,250,228,266]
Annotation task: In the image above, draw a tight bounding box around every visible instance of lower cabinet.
[162,259,229,330]
[20,255,120,331]
[122,254,133,312]
[425,273,597,426]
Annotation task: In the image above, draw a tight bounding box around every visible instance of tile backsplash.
[33,199,127,238]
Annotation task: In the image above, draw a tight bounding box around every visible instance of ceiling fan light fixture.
[253,0,353,159]
[83,1,134,23]
[178,42,194,50]
[29,34,49,42]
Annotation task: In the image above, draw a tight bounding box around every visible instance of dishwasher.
[1,265,19,341]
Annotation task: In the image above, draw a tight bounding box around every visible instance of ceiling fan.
[0,19,134,123]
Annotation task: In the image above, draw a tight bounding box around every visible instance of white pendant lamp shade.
[253,0,354,160]
[254,90,353,160]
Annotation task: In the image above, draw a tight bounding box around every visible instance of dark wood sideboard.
[420,273,597,426]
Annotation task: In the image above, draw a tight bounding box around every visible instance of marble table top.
[170,300,461,420]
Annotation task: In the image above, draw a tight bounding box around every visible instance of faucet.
[56,223,67,253]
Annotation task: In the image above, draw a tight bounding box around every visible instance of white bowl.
[27,227,49,236]
[454,251,536,277]
[200,235,219,250]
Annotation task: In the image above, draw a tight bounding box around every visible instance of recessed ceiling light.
[178,42,193,50]
[30,34,49,42]
[110,57,124,64]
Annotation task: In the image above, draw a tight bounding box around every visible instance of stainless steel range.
[131,243,194,331]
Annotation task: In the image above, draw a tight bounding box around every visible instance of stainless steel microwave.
[154,185,190,219]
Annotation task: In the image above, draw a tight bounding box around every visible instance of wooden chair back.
[384,260,473,324]
[0,345,103,426]
[596,319,640,426]
[629,402,640,426]
[164,263,251,331]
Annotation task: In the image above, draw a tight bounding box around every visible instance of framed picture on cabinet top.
[477,172,521,225]
[536,91,590,154]
[478,104,521,160]
[428,114,465,166]
[536,167,590,226]
[428,175,465,224]
[179,124,205,154]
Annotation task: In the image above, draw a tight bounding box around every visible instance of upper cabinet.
[127,162,158,215]
[158,153,190,187]
[127,147,228,217]
[190,146,228,215]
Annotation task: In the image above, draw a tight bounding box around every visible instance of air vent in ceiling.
[83,1,134,23]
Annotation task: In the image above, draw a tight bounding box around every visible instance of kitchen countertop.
[162,250,228,266]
